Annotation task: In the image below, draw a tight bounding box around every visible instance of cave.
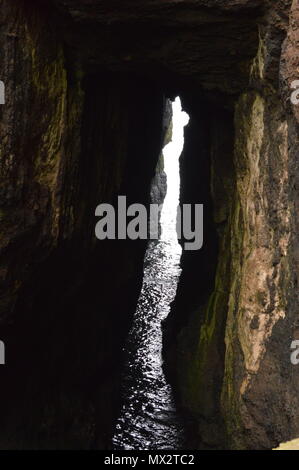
[0,0,299,451]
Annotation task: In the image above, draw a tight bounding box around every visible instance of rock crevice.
[0,0,298,450]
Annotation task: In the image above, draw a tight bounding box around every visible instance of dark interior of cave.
[0,70,230,449]
[0,0,298,453]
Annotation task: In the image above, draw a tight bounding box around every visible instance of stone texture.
[164,0,299,450]
[150,100,173,214]
[0,0,166,448]
[52,0,261,98]
[0,0,299,450]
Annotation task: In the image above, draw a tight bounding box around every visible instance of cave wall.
[1,0,299,451]
[0,0,77,324]
[0,0,166,448]
[163,100,234,448]
[164,0,299,450]
[150,99,173,237]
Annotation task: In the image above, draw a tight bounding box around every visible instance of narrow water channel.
[113,98,189,450]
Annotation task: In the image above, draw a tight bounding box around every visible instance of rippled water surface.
[113,97,188,450]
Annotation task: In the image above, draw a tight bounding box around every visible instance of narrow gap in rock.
[112,97,190,450]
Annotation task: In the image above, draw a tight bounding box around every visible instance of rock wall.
[164,0,299,450]
[0,0,299,450]
[0,0,166,448]
[150,99,173,237]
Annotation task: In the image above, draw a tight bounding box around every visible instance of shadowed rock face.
[150,100,172,220]
[0,0,298,450]
[0,1,166,448]
[51,0,261,96]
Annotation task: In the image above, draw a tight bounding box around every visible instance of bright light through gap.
[160,97,190,242]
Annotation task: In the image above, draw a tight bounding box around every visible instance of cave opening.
[161,97,189,246]
[112,97,190,450]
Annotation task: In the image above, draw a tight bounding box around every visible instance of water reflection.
[112,98,189,450]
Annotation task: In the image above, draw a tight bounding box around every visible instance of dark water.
[112,236,185,450]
